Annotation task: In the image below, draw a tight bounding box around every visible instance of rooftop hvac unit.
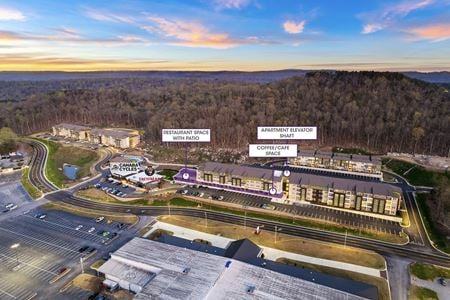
[246,285,256,294]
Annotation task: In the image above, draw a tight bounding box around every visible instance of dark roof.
[199,162,282,182]
[297,149,381,164]
[224,239,261,261]
[90,128,137,139]
[54,123,90,131]
[289,172,402,196]
[200,162,401,197]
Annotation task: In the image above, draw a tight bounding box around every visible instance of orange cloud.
[283,20,306,34]
[0,31,21,41]
[407,23,450,41]
[144,16,238,48]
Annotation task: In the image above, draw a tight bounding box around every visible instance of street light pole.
[10,243,20,264]
[204,211,208,228]
[168,199,171,217]
[274,226,282,244]
[80,257,84,273]
[344,230,348,249]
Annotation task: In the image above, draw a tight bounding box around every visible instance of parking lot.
[0,182,32,217]
[0,209,125,299]
[180,186,402,235]
[89,177,137,197]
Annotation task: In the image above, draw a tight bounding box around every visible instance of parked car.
[75,225,83,231]
[95,216,105,223]
[439,277,447,286]
[5,203,14,209]
[218,196,224,201]
[78,246,89,253]
[88,227,95,233]
[35,213,46,219]
[181,190,188,195]
[8,205,17,211]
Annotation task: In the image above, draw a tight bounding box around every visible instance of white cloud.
[0,6,26,21]
[214,0,251,9]
[361,0,434,34]
[85,8,135,24]
[283,20,305,34]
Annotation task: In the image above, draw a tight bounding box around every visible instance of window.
[355,195,362,210]
[219,175,226,184]
[312,189,322,202]
[300,188,307,200]
[231,177,241,187]
[263,182,270,191]
[204,173,213,182]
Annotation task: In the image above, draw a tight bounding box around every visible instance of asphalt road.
[29,140,450,269]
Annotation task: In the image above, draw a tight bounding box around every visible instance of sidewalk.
[147,221,382,278]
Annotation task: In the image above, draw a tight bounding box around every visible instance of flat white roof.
[100,238,366,300]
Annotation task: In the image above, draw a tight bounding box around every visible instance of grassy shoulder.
[277,258,389,300]
[21,167,42,199]
[158,215,386,269]
[41,202,138,224]
[34,138,99,187]
[383,158,449,187]
[415,193,450,254]
[74,192,407,244]
[408,285,438,300]
[410,262,450,280]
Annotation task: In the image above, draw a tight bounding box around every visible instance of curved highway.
[28,140,450,268]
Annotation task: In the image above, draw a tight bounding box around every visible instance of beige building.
[88,128,140,149]
[196,162,402,217]
[52,123,90,141]
[289,150,382,179]
[51,123,140,149]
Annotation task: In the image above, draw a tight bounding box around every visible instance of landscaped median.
[73,190,408,244]
[34,138,99,188]
[21,167,42,199]
[41,202,139,224]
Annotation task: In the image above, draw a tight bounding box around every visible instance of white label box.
[249,144,297,157]
[162,129,210,142]
[257,126,317,140]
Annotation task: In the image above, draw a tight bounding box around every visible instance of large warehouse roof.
[99,238,366,300]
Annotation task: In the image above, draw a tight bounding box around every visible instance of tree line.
[0,71,448,156]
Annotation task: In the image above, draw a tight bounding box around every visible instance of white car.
[199,192,205,197]
[88,227,95,233]
[75,225,83,231]
[9,205,18,211]
[5,203,14,209]
[96,216,105,223]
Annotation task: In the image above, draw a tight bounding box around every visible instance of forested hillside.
[0,71,448,155]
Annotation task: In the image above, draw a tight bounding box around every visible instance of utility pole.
[168,198,171,217]
[204,211,208,228]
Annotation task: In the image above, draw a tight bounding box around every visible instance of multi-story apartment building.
[193,162,401,217]
[88,128,140,149]
[52,123,90,141]
[288,150,382,179]
[51,123,140,149]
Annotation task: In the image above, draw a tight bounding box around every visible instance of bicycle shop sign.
[110,162,139,175]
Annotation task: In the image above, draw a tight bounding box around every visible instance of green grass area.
[408,285,438,300]
[415,193,450,254]
[332,147,373,155]
[21,168,42,199]
[410,262,450,280]
[35,138,99,187]
[277,258,389,300]
[383,158,450,187]
[155,197,407,244]
[41,202,138,224]
[157,169,178,180]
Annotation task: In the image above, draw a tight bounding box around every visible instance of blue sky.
[0,0,449,71]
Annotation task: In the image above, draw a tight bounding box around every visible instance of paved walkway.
[411,276,450,300]
[147,221,382,278]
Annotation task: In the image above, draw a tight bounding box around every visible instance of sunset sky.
[0,0,449,71]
